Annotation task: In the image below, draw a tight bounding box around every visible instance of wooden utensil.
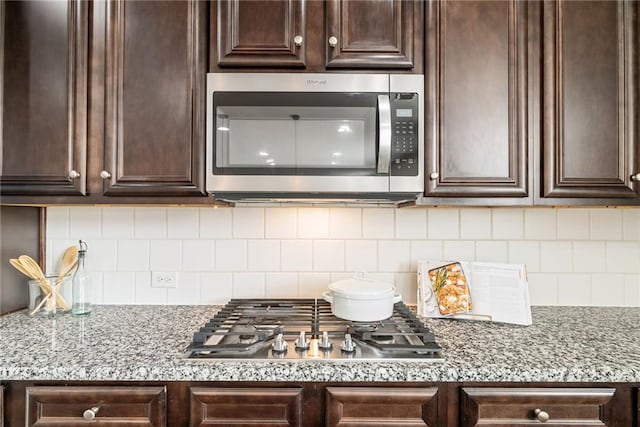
[31,260,76,315]
[9,258,36,279]
[47,246,78,311]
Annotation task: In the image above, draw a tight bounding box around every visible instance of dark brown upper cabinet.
[423,0,533,204]
[212,0,423,72]
[539,0,639,203]
[102,0,206,197]
[325,0,419,69]
[216,0,306,68]
[0,0,88,196]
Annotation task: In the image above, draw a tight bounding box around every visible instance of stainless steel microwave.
[205,73,424,204]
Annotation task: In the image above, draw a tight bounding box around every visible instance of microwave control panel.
[389,93,419,176]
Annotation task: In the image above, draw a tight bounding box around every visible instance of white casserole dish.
[322,275,402,321]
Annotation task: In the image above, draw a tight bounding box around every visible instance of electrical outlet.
[152,272,178,288]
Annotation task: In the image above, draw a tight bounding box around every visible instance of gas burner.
[238,334,257,344]
[350,322,383,332]
[369,334,395,345]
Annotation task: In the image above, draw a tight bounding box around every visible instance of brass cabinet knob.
[328,36,338,47]
[99,170,112,179]
[68,170,80,179]
[294,35,303,46]
[429,171,439,180]
[83,406,100,420]
[534,408,549,423]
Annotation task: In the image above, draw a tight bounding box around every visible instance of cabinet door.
[1,0,88,196]
[103,0,206,196]
[461,387,615,426]
[541,0,639,201]
[25,386,166,426]
[216,0,306,68]
[190,387,302,427]
[424,0,531,201]
[325,386,438,427]
[325,0,420,69]
[0,384,3,427]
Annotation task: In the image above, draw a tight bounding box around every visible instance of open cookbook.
[417,260,532,326]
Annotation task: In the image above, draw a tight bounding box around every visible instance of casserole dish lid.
[328,276,395,300]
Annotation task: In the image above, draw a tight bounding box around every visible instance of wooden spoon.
[31,260,76,315]
[47,246,78,311]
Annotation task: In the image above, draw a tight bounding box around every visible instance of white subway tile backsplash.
[281,240,313,271]
[492,209,524,240]
[557,209,589,240]
[524,209,556,240]
[117,240,150,271]
[265,208,298,238]
[298,208,330,238]
[135,272,167,305]
[557,274,591,305]
[475,241,508,263]
[149,240,182,272]
[591,273,625,306]
[394,273,417,304]
[313,240,345,271]
[215,240,247,271]
[182,240,214,272]
[232,272,265,297]
[427,208,459,239]
[200,208,232,238]
[345,240,378,273]
[248,240,280,271]
[102,207,134,239]
[91,272,104,304]
[590,209,622,240]
[134,208,166,239]
[378,240,411,272]
[606,241,640,273]
[200,272,233,304]
[330,208,362,239]
[362,208,394,239]
[572,241,606,273]
[46,207,69,239]
[395,209,427,239]
[460,209,491,240]
[443,241,475,262]
[265,272,298,297]
[69,207,102,239]
[232,208,264,238]
[540,241,572,273]
[508,241,540,272]
[169,272,200,304]
[48,206,640,307]
[167,208,199,239]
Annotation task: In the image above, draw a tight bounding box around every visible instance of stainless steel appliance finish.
[205,73,424,204]
[185,299,442,361]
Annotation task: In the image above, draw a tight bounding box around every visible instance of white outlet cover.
[151,272,178,288]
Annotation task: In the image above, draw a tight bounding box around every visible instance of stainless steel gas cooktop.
[185,299,442,361]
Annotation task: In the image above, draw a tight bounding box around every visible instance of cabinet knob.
[100,170,112,179]
[68,170,81,179]
[83,406,100,420]
[534,408,549,423]
[294,35,303,47]
[429,171,439,180]
[631,173,640,182]
[328,36,338,47]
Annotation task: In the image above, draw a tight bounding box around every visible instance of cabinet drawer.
[25,386,166,426]
[326,386,438,427]
[461,387,615,426]
[190,387,302,427]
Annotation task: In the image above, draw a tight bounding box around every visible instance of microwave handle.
[377,95,392,174]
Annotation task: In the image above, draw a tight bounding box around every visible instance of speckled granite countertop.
[1,305,639,383]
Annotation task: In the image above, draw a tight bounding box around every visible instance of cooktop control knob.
[341,333,357,353]
[295,331,310,350]
[271,333,288,353]
[318,331,333,350]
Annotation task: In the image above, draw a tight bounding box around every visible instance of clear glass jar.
[72,241,92,316]
[28,275,72,316]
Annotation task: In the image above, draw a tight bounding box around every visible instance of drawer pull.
[534,408,549,423]
[294,35,303,46]
[100,170,112,179]
[631,173,640,182]
[328,36,338,47]
[69,170,81,179]
[83,406,100,420]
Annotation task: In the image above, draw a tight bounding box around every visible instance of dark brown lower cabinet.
[326,386,438,427]
[1,384,4,427]
[461,387,615,426]
[189,387,303,427]
[24,386,166,426]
